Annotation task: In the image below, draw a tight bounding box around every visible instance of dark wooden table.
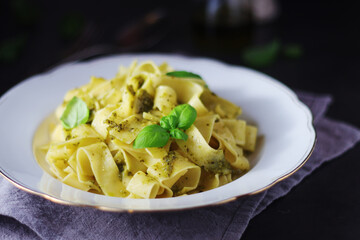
[1,1,359,239]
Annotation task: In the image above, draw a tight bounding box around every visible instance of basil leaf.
[11,0,41,27]
[60,96,89,130]
[169,104,197,130]
[133,125,170,149]
[133,104,196,149]
[283,44,303,59]
[242,39,280,68]
[60,13,85,41]
[166,71,202,79]
[170,129,188,141]
[160,115,179,130]
[0,35,27,63]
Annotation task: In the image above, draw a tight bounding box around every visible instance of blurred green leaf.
[283,44,303,59]
[60,13,85,41]
[0,35,27,63]
[166,71,202,79]
[242,39,281,68]
[10,0,41,27]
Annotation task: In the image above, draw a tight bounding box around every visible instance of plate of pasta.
[0,54,315,211]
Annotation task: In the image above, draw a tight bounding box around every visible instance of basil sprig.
[168,104,197,130]
[283,44,303,59]
[170,128,188,141]
[160,115,179,130]
[242,39,280,68]
[133,104,197,149]
[132,125,170,148]
[60,96,89,130]
[166,71,202,79]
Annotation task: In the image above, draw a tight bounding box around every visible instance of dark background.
[1,0,360,239]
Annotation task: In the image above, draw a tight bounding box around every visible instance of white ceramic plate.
[0,54,315,212]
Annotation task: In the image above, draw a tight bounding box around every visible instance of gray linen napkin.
[1,92,360,240]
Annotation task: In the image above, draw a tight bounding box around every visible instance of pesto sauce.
[205,157,232,175]
[135,89,154,114]
[163,151,177,176]
[104,119,127,132]
[127,85,135,96]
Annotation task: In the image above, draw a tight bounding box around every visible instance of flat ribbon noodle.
[176,125,231,175]
[76,142,128,197]
[212,121,250,171]
[222,119,246,145]
[201,89,241,118]
[126,171,161,199]
[153,85,177,115]
[40,60,258,199]
[194,114,220,143]
[157,76,208,116]
[147,151,201,196]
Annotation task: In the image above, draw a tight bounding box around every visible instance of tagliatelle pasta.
[39,60,257,198]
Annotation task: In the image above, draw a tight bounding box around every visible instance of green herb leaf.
[169,104,197,130]
[170,129,188,141]
[160,115,179,130]
[60,13,85,41]
[283,44,303,59]
[133,104,197,149]
[133,125,170,149]
[10,0,41,27]
[242,39,280,68]
[60,96,89,130]
[0,35,27,63]
[166,71,202,79]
